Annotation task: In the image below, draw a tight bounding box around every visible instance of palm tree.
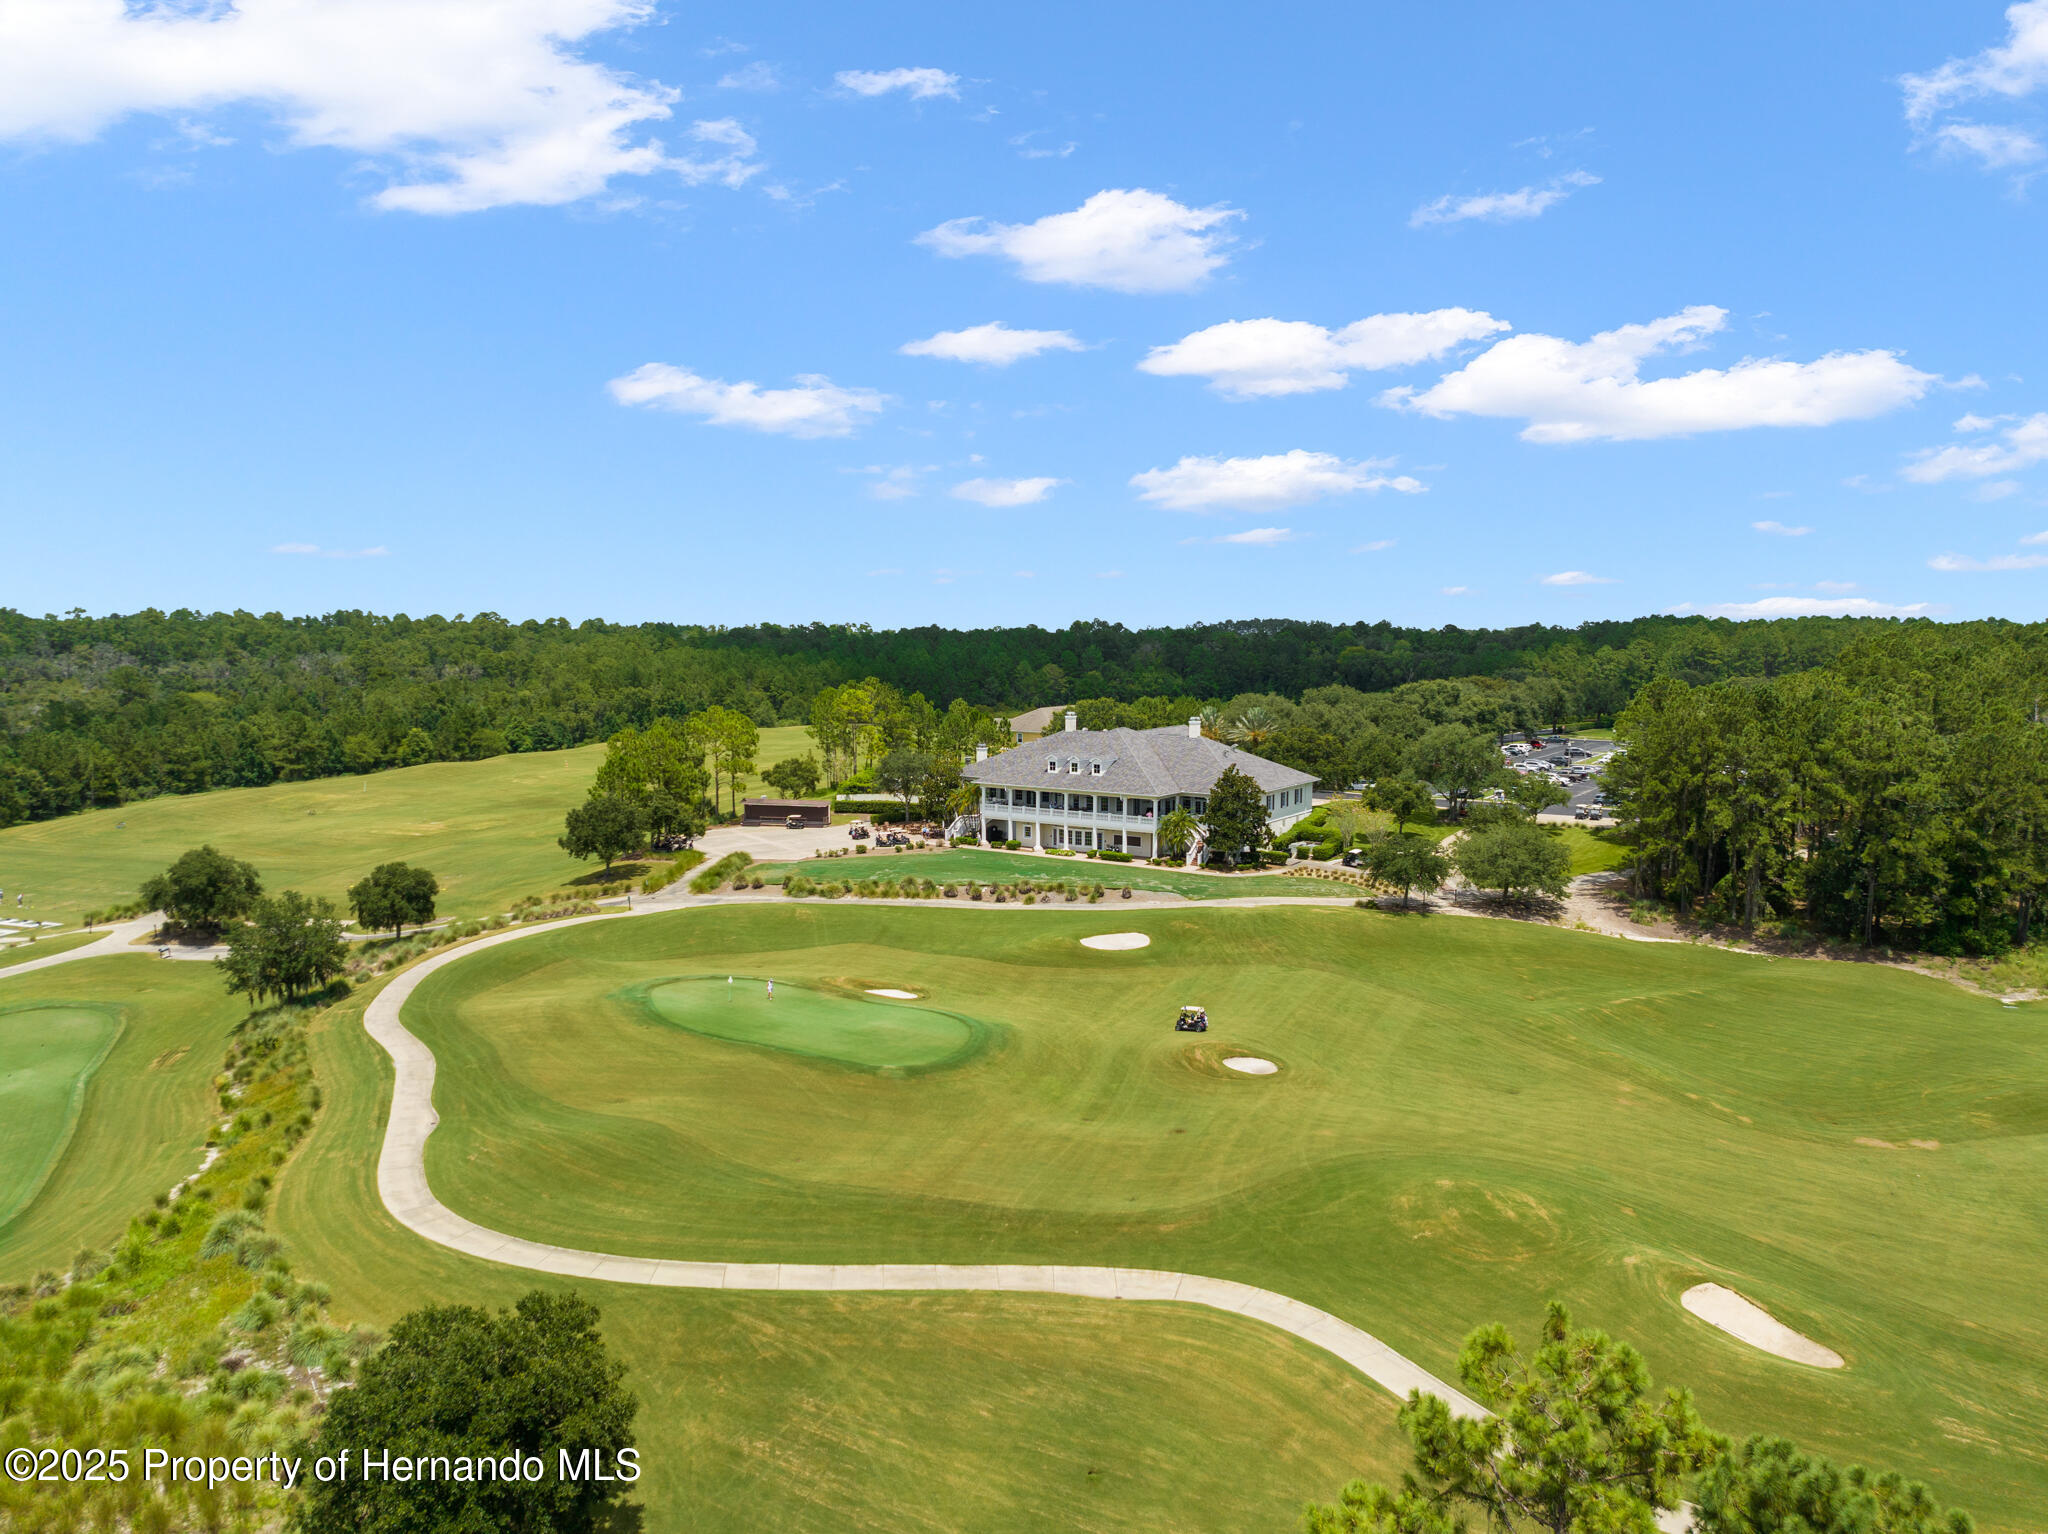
[1198,706,1224,740]
[1228,706,1277,752]
[1159,808,1201,861]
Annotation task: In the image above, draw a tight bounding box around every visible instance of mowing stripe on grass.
[364,908,1487,1418]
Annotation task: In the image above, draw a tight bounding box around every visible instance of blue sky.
[3,1,2047,629]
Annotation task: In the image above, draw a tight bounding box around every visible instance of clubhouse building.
[963,713,1318,859]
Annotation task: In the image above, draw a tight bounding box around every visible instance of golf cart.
[1175,1005,1209,1033]
[849,822,870,840]
[785,812,807,830]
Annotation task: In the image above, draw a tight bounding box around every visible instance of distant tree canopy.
[1609,627,2048,952]
[559,794,644,873]
[297,1290,639,1534]
[0,604,1951,828]
[140,845,262,935]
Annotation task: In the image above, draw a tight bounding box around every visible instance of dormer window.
[1047,757,1058,773]
[1068,757,1081,774]
[1090,760,1103,776]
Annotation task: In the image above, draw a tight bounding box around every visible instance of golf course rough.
[0,1001,124,1227]
[628,975,992,1074]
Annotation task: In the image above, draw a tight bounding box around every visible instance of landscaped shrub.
[640,849,706,894]
[950,835,979,847]
[689,850,754,894]
[855,843,869,855]
[1002,839,1021,850]
[1120,886,1133,899]
[1091,848,1134,862]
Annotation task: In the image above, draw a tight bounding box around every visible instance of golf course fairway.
[0,956,244,1276]
[391,901,2048,1523]
[0,1003,122,1227]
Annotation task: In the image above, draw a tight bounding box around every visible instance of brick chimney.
[1187,716,1201,739]
[1065,710,1077,732]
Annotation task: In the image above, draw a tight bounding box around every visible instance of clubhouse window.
[1069,794,1093,814]
[1130,798,1154,818]
[1098,795,1123,815]
[1043,791,1065,812]
[1013,789,1037,809]
[984,786,1009,805]
[1070,828,1094,848]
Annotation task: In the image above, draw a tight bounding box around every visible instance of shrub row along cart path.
[362,905,1489,1419]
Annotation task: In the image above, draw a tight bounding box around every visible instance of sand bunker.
[1681,1283,1843,1368]
[1223,1057,1278,1075]
[1079,932,1150,950]
[865,988,919,999]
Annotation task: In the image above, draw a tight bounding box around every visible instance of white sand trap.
[1224,1057,1278,1075]
[866,988,919,999]
[1080,932,1151,950]
[1681,1283,1843,1368]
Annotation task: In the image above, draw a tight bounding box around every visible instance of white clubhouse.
[963,713,1317,859]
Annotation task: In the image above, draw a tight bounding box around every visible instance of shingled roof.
[963,725,1317,798]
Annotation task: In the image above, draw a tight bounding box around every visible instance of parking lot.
[1501,735,1617,822]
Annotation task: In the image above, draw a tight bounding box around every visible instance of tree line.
[1610,626,2048,953]
[0,604,1961,826]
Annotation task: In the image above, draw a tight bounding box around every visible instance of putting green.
[635,977,984,1072]
[0,1003,122,1227]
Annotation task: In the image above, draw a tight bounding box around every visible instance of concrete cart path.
[0,916,160,980]
[362,905,1488,1419]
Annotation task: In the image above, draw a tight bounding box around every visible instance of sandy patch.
[1080,932,1151,950]
[865,988,919,999]
[1223,1057,1278,1075]
[1681,1283,1843,1368]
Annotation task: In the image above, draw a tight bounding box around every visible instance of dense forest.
[1610,626,2048,954]
[0,605,2034,835]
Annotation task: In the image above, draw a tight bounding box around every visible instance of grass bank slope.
[402,903,2048,1526]
[0,747,611,927]
[0,957,243,1278]
[275,975,1412,1534]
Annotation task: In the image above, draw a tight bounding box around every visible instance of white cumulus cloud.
[1138,310,1510,399]
[1410,171,1600,227]
[834,67,960,100]
[1902,411,2048,481]
[900,322,1085,366]
[0,0,764,214]
[1696,597,1932,618]
[1383,306,1934,443]
[1130,450,1424,512]
[1903,2,2048,122]
[950,476,1064,506]
[608,364,885,437]
[1902,3,2048,173]
[917,188,1239,294]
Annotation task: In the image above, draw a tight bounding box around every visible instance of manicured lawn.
[758,847,1357,899]
[0,956,242,1277]
[273,975,1415,1534]
[398,903,2048,1527]
[0,1002,121,1226]
[1557,824,1630,875]
[0,931,100,968]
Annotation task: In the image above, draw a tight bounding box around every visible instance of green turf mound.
[631,976,989,1073]
[0,1002,123,1229]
